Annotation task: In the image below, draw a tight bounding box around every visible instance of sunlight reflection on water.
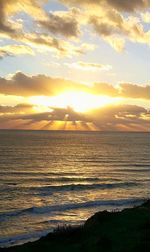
[0,130,150,247]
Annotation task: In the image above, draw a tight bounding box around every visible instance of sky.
[0,0,150,131]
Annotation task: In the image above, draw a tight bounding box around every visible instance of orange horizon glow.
[29,91,122,113]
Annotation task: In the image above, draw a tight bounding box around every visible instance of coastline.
[1,200,150,252]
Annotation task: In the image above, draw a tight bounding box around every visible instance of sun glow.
[29,91,122,112]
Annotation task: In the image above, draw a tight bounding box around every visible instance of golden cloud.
[60,0,150,12]
[60,0,150,51]
[141,11,150,23]
[0,0,150,56]
[0,72,89,97]
[88,9,150,51]
[0,1,94,58]
[0,45,34,59]
[65,61,112,71]
[0,72,150,101]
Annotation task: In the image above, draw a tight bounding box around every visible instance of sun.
[56,91,118,112]
[29,91,122,113]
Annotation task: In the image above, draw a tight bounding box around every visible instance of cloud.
[0,45,34,59]
[73,43,95,54]
[0,104,34,114]
[0,72,150,100]
[65,61,112,71]
[1,0,150,55]
[0,72,123,97]
[22,33,94,56]
[0,29,95,58]
[0,1,93,57]
[89,14,126,51]
[89,10,150,51]
[105,0,150,12]
[60,0,150,51]
[0,103,149,131]
[39,8,80,38]
[60,0,150,12]
[104,36,125,52]
[0,0,46,37]
[88,104,150,131]
[92,82,150,99]
[120,83,150,100]
[92,83,118,96]
[0,3,68,56]
[0,72,89,97]
[8,106,87,122]
[0,0,46,20]
[141,11,150,23]
[0,105,92,131]
[43,106,87,122]
[20,33,70,55]
[0,0,16,35]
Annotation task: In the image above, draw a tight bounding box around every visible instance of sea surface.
[0,130,150,247]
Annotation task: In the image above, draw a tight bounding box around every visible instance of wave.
[114,168,150,173]
[1,177,123,185]
[1,177,102,183]
[37,181,139,192]
[74,160,150,166]
[0,181,139,193]
[0,198,145,222]
[0,218,82,248]
[0,229,50,248]
[0,171,86,177]
[4,181,140,193]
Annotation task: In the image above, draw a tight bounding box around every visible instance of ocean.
[0,130,150,247]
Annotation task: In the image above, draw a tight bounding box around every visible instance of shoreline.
[1,200,150,252]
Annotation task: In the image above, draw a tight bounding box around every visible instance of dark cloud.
[0,72,89,96]
[106,0,150,12]
[120,83,150,100]
[50,107,87,121]
[0,0,149,56]
[0,0,16,35]
[60,0,150,12]
[88,104,150,131]
[0,0,44,36]
[89,104,147,119]
[22,33,68,54]
[60,0,150,51]
[92,82,150,100]
[89,17,116,36]
[14,106,87,122]
[0,104,33,113]
[0,106,90,131]
[0,104,149,131]
[0,1,86,57]
[89,11,145,49]
[39,10,80,38]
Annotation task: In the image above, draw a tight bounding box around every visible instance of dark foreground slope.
[1,200,150,252]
